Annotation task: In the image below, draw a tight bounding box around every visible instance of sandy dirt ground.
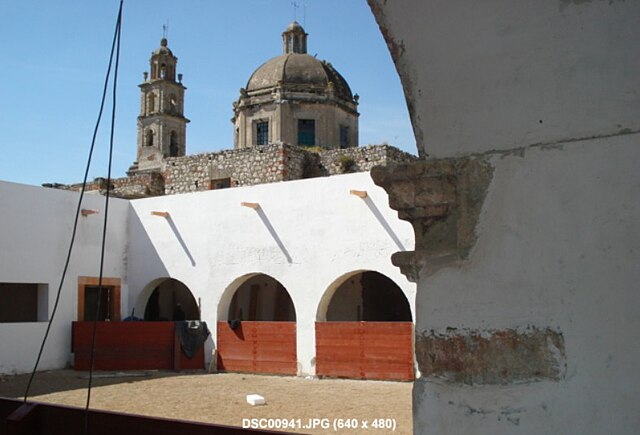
[0,370,412,434]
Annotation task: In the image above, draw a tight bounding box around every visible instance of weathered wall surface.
[163,143,416,195]
[320,145,418,176]
[0,182,129,374]
[126,172,415,375]
[369,0,640,157]
[368,0,640,433]
[164,145,289,194]
[408,136,640,434]
[62,172,164,199]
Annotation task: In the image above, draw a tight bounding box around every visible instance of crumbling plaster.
[368,0,640,157]
[368,0,640,433]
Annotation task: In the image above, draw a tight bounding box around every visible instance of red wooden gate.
[217,321,296,375]
[315,322,414,381]
[72,321,205,371]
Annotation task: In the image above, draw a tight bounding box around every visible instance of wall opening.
[217,273,297,375]
[169,131,178,157]
[297,119,316,146]
[0,283,48,323]
[145,129,154,147]
[316,271,414,381]
[141,278,199,321]
[324,271,411,322]
[77,277,121,322]
[227,274,295,322]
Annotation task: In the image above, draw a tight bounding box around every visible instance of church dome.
[233,22,359,150]
[246,53,354,101]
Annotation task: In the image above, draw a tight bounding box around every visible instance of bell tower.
[130,37,189,174]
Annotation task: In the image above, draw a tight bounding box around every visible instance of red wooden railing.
[217,322,296,375]
[315,322,414,381]
[72,321,204,371]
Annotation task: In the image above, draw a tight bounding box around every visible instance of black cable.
[83,3,123,434]
[22,0,125,403]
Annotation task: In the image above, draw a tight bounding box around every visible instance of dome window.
[340,125,350,148]
[298,119,315,146]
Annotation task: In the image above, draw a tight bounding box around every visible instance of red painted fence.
[72,321,204,371]
[217,322,297,375]
[315,322,414,381]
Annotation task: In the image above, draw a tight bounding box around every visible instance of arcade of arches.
[135,272,413,380]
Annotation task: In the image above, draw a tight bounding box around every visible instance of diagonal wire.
[83,2,124,434]
[22,0,125,404]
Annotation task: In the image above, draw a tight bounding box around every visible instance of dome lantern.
[282,21,307,54]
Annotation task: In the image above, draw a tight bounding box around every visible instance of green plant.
[338,155,356,173]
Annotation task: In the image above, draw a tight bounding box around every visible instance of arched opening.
[316,271,414,381]
[325,271,411,322]
[169,131,179,157]
[140,278,199,321]
[227,274,295,322]
[168,94,178,114]
[145,129,154,147]
[73,278,205,371]
[147,92,155,113]
[217,273,297,375]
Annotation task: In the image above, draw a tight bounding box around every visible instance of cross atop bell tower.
[129,37,189,174]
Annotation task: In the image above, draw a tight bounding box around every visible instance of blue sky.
[0,1,414,186]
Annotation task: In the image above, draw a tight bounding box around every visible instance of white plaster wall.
[412,134,640,434]
[127,172,415,375]
[0,181,129,374]
[371,0,640,157]
[368,1,640,433]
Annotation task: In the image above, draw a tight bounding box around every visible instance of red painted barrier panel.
[217,322,296,375]
[72,322,204,371]
[0,398,290,435]
[315,322,414,381]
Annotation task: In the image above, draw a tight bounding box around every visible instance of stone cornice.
[371,157,493,281]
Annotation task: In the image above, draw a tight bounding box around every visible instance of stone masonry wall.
[47,144,418,197]
[319,144,418,175]
[163,143,418,195]
[54,172,164,199]
[163,144,294,194]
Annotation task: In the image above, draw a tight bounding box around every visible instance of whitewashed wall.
[0,182,129,374]
[369,0,640,433]
[127,172,415,375]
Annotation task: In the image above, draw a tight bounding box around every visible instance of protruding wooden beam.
[151,211,170,218]
[81,209,99,217]
[350,189,368,199]
[241,202,260,209]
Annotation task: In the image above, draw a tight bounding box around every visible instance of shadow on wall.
[127,208,170,318]
[243,206,293,264]
[363,196,407,251]
[165,215,196,267]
